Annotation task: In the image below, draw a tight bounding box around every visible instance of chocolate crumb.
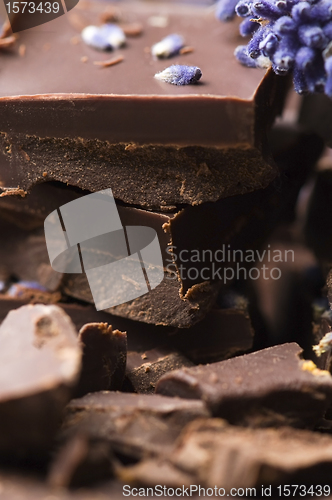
[121,23,143,37]
[180,46,194,55]
[71,36,81,45]
[0,35,17,49]
[18,44,26,57]
[81,56,89,63]
[93,55,124,68]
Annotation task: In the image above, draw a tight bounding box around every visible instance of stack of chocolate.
[0,0,332,496]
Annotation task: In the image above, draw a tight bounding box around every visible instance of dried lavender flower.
[151,34,184,59]
[81,23,126,51]
[154,65,202,85]
[313,330,332,356]
[228,0,332,97]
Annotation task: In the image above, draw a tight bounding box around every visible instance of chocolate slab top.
[0,1,282,149]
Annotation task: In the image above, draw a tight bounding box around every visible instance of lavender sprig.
[217,0,332,97]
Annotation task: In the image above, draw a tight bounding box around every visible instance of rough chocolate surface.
[0,304,81,459]
[156,343,332,427]
[121,418,332,489]
[0,2,287,208]
[75,323,127,398]
[62,391,210,459]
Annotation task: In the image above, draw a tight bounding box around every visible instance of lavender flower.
[81,23,126,51]
[313,329,332,356]
[154,65,202,85]
[7,281,48,298]
[228,0,332,97]
[151,34,184,59]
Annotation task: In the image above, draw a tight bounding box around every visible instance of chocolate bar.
[156,343,332,427]
[0,2,287,210]
[62,391,209,460]
[0,304,81,460]
[120,418,332,489]
[74,323,127,398]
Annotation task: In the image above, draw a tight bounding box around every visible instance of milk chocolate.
[0,304,81,460]
[156,343,332,427]
[0,2,287,209]
[75,323,127,398]
[122,418,332,490]
[62,391,209,460]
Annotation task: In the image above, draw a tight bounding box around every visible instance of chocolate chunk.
[0,3,287,209]
[122,418,332,490]
[75,323,127,398]
[0,304,81,460]
[156,343,332,427]
[125,347,193,394]
[62,392,209,460]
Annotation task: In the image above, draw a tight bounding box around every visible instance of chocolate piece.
[125,347,193,394]
[48,433,115,488]
[62,391,209,460]
[0,304,81,460]
[0,3,287,209]
[75,323,127,397]
[156,343,332,427]
[122,418,332,490]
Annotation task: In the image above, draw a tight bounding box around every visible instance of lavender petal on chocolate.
[154,65,202,85]
[151,34,184,58]
[0,304,81,460]
[81,24,126,50]
[74,322,127,398]
[156,343,332,427]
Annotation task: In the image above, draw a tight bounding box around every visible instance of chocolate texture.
[156,343,332,427]
[0,2,288,209]
[62,391,210,460]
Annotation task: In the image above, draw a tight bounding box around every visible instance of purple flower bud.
[248,25,269,58]
[7,281,48,297]
[273,16,296,34]
[234,45,259,66]
[308,0,332,22]
[151,34,184,59]
[323,21,332,40]
[325,56,332,97]
[235,0,253,17]
[239,18,259,36]
[291,2,311,23]
[81,24,126,51]
[215,0,238,21]
[154,65,202,85]
[252,0,283,20]
[299,24,328,49]
[259,31,279,56]
[295,46,316,70]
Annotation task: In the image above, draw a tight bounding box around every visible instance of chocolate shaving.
[180,46,194,55]
[0,35,17,49]
[120,22,143,37]
[93,55,124,67]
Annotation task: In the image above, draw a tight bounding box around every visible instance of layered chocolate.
[0,1,287,208]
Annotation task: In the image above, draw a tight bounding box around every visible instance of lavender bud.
[323,21,332,40]
[291,2,311,23]
[299,24,328,49]
[239,18,259,36]
[273,16,296,35]
[325,56,332,97]
[151,34,184,59]
[7,281,48,297]
[259,31,279,56]
[308,0,332,22]
[248,25,268,58]
[295,46,316,69]
[235,0,253,17]
[234,45,258,66]
[154,65,202,85]
[215,0,238,21]
[252,0,283,20]
[81,24,126,51]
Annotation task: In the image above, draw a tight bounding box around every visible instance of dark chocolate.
[75,323,127,398]
[125,347,193,394]
[62,391,210,460]
[156,343,332,427]
[0,304,81,460]
[121,418,332,489]
[0,2,287,209]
